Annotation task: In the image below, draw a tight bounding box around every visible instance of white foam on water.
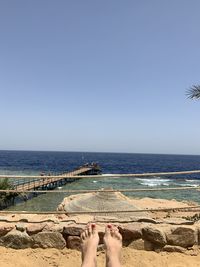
[186,179,200,183]
[136,178,170,187]
[179,183,199,187]
[93,180,98,183]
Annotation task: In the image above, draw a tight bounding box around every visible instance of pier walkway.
[14,164,101,191]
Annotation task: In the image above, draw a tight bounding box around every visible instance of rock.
[67,236,81,250]
[42,223,55,231]
[161,218,194,225]
[128,239,145,250]
[57,204,64,211]
[32,231,66,249]
[16,223,26,232]
[50,224,64,233]
[163,245,186,253]
[0,229,32,249]
[42,222,64,233]
[137,218,157,224]
[197,227,200,244]
[118,224,142,245]
[143,240,155,251]
[0,224,14,237]
[26,223,46,235]
[63,226,84,236]
[173,226,196,236]
[142,226,167,246]
[0,216,7,222]
[128,238,155,251]
[166,227,196,248]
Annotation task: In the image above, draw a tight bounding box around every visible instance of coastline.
[1,195,200,266]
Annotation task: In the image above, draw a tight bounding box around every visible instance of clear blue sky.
[0,0,200,155]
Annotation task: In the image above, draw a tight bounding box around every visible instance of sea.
[0,150,200,211]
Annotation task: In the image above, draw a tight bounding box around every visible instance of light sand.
[130,197,193,209]
[0,247,200,267]
[0,197,199,266]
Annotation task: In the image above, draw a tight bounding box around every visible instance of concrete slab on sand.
[58,191,149,219]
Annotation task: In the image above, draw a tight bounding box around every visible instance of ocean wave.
[179,183,199,187]
[136,178,170,187]
[185,179,200,182]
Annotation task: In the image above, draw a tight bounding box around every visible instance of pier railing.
[0,169,200,214]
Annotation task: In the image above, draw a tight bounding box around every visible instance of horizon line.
[0,149,199,157]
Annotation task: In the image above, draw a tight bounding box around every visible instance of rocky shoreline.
[0,204,200,254]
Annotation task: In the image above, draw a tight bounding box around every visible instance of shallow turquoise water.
[0,150,200,211]
[7,176,200,211]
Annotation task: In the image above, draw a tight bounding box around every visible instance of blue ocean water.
[0,150,200,211]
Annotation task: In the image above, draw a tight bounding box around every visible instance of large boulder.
[26,223,47,235]
[142,226,167,246]
[166,227,196,248]
[196,226,200,244]
[63,225,84,236]
[0,229,32,249]
[67,236,81,250]
[118,223,142,245]
[32,231,66,249]
[0,224,14,237]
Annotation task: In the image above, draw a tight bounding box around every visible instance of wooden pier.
[14,164,101,191]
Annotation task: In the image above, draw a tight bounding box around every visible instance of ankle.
[81,257,96,267]
[106,251,121,262]
[106,247,121,257]
[106,255,121,267]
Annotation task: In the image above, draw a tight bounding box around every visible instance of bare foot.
[80,223,99,267]
[104,224,122,267]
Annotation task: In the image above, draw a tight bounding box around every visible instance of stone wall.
[0,214,200,253]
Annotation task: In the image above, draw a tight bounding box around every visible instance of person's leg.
[80,223,99,267]
[103,224,122,267]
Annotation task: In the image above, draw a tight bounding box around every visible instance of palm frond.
[186,85,200,99]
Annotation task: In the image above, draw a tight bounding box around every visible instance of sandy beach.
[0,247,200,267]
[0,197,200,266]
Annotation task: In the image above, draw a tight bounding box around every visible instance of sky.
[0,0,200,155]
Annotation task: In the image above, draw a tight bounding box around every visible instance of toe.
[110,225,117,237]
[88,224,92,236]
[114,227,122,240]
[105,224,112,236]
[91,223,96,234]
[111,226,120,238]
[116,231,122,241]
[84,225,90,238]
[81,231,86,241]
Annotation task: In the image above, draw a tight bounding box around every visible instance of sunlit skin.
[80,223,122,267]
